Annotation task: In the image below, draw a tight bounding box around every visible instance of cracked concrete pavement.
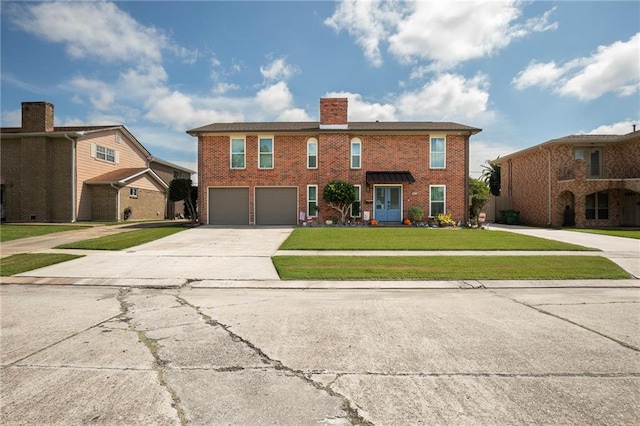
[1,285,639,425]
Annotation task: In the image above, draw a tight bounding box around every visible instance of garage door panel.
[208,188,249,225]
[255,187,297,225]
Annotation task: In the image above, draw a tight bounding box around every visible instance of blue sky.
[2,1,639,177]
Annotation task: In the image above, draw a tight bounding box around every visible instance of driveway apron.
[17,227,293,283]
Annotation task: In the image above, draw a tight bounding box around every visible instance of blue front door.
[375,186,402,222]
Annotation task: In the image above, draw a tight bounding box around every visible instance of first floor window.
[350,138,361,169]
[307,185,318,217]
[231,137,245,169]
[351,184,361,217]
[259,136,274,169]
[430,185,446,216]
[129,188,138,198]
[586,191,608,220]
[430,137,446,168]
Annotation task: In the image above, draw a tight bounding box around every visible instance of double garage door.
[208,187,297,225]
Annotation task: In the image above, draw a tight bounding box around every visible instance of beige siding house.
[496,130,640,227]
[0,101,194,222]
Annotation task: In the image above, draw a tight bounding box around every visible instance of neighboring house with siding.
[149,157,195,219]
[188,97,481,226]
[495,130,640,227]
[0,101,193,222]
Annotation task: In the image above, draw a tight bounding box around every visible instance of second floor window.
[351,138,361,169]
[430,137,445,168]
[307,138,318,169]
[231,137,245,169]
[91,143,117,163]
[259,137,274,169]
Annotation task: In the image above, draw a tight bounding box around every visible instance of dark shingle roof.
[187,121,481,135]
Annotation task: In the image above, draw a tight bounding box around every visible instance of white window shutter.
[114,150,120,164]
[90,143,97,158]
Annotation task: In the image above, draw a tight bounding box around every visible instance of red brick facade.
[498,132,640,227]
[193,98,479,225]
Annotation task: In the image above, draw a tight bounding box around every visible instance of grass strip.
[55,226,187,250]
[279,228,595,251]
[0,225,89,242]
[272,255,630,280]
[1,253,84,276]
[568,229,640,240]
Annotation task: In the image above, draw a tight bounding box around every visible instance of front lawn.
[0,224,89,242]
[273,255,630,280]
[279,228,595,251]
[568,228,640,240]
[55,225,187,250]
[1,253,84,276]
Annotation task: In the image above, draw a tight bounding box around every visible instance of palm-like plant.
[481,160,501,196]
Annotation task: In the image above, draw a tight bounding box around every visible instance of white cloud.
[395,73,492,122]
[68,76,116,111]
[326,0,556,70]
[256,82,294,115]
[325,0,404,67]
[469,140,516,178]
[11,2,167,63]
[513,32,640,101]
[325,92,397,121]
[0,109,21,127]
[260,58,299,81]
[276,108,313,122]
[583,119,640,135]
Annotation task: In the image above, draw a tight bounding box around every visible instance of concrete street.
[1,224,639,424]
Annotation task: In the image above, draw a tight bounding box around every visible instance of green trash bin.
[500,210,520,225]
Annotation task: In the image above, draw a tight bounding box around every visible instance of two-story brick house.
[496,130,640,227]
[188,97,481,225]
[0,101,194,222]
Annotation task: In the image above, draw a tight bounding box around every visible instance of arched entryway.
[558,191,575,227]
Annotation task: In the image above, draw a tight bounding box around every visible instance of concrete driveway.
[14,226,293,286]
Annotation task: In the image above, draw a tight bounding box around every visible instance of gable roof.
[187,121,481,135]
[496,130,640,163]
[85,167,168,189]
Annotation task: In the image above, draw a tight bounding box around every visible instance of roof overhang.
[366,171,416,184]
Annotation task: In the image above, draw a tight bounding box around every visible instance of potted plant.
[408,206,424,225]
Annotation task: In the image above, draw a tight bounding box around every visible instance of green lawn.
[279,228,595,251]
[1,253,84,276]
[0,224,89,242]
[55,225,187,250]
[273,255,630,280]
[568,228,640,240]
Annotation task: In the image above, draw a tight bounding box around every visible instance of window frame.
[307,185,318,218]
[230,136,246,169]
[258,135,274,169]
[586,191,609,220]
[129,188,138,198]
[350,184,362,218]
[430,136,446,169]
[307,138,318,169]
[429,185,446,217]
[350,138,362,169]
[93,143,117,164]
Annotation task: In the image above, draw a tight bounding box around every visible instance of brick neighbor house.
[187,97,481,225]
[0,101,194,222]
[495,130,640,227]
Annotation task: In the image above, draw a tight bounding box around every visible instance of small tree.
[168,178,197,224]
[481,160,501,196]
[322,180,356,224]
[469,177,490,227]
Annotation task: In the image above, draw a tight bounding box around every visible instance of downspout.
[64,133,77,222]
[539,146,552,226]
[110,183,121,222]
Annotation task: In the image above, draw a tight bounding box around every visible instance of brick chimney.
[22,102,54,132]
[319,98,348,129]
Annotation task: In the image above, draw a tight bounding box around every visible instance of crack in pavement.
[174,294,371,426]
[493,291,640,353]
[117,289,186,425]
